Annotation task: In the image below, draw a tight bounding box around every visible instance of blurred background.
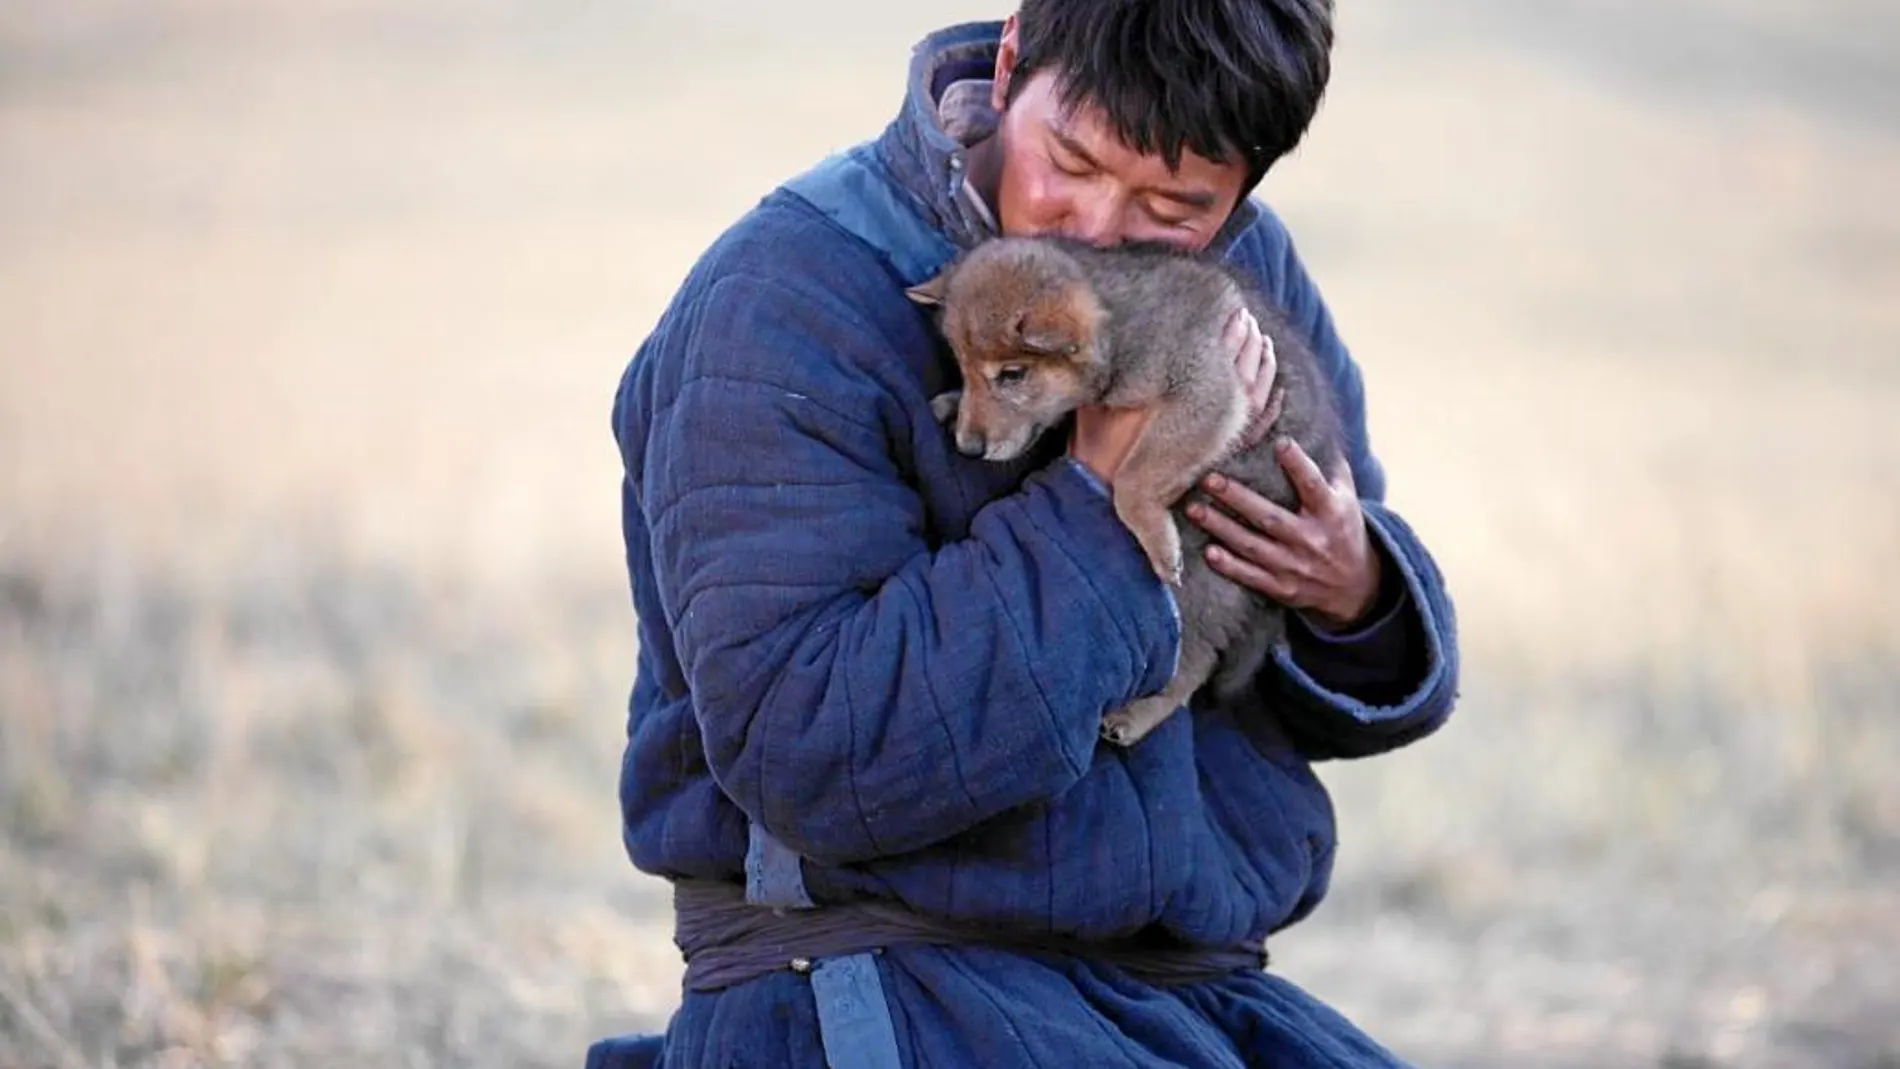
[2,1,1896,1066]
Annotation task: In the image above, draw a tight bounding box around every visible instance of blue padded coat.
[594,20,1459,1069]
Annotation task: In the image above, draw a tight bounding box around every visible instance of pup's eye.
[994,366,1028,387]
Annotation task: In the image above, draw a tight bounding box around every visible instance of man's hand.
[1186,443,1382,630]
[1071,304,1274,482]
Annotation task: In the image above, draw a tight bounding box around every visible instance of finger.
[1245,347,1277,417]
[1231,308,1263,388]
[1200,471,1307,543]
[1326,450,1357,496]
[1205,544,1301,602]
[1222,305,1250,357]
[1247,332,1277,409]
[1186,499,1309,575]
[1244,311,1265,389]
[1238,382,1285,451]
[1274,438,1339,518]
[1258,381,1286,430]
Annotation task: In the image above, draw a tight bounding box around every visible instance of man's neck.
[963,132,1005,224]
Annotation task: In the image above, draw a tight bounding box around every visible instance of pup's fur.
[910,236,1345,746]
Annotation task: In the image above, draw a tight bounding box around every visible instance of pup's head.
[909,239,1108,462]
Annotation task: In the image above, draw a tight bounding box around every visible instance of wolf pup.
[909,236,1346,747]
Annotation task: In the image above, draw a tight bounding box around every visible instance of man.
[591,4,1459,1067]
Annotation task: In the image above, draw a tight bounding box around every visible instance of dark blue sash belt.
[673,879,1269,993]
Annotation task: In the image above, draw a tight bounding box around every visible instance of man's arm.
[1263,499,1460,759]
[1208,205,1461,759]
[633,271,1181,867]
[1281,534,1427,709]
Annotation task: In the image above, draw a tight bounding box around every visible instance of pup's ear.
[1015,319,1081,358]
[1013,303,1088,360]
[1012,277,1100,360]
[906,269,951,307]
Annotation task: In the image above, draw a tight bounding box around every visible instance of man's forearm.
[1256,502,1459,760]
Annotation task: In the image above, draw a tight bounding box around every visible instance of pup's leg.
[1101,630,1221,747]
[1113,495,1185,587]
[1112,400,1243,585]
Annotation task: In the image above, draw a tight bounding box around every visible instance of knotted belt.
[672,878,1268,992]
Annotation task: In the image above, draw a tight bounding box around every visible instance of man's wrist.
[1302,527,1388,633]
[1061,455,1114,499]
[1066,441,1114,485]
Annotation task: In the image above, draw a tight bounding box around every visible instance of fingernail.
[1186,504,1204,521]
[1203,473,1226,491]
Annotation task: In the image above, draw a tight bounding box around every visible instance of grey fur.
[913,236,1345,746]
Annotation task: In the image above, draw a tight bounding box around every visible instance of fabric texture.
[596,18,1460,1068]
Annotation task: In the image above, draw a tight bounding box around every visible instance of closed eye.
[994,366,1028,387]
[1047,144,1092,178]
[1145,203,1196,229]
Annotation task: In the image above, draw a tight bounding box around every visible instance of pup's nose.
[956,432,986,458]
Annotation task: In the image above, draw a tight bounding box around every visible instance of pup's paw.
[1138,530,1185,587]
[1118,501,1185,587]
[1100,696,1175,747]
[929,390,962,425]
[1148,548,1184,588]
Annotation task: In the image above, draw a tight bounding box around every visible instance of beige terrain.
[2,1,1897,1066]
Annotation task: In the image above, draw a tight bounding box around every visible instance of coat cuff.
[1283,533,1425,706]
[1264,502,1459,759]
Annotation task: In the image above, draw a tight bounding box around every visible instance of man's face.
[986,19,1250,252]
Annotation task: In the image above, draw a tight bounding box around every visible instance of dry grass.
[2,2,1898,1066]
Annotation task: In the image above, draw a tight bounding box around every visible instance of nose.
[1060,192,1123,248]
[956,431,987,458]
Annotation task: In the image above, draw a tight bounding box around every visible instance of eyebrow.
[1048,123,1221,210]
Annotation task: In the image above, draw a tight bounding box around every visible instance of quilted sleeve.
[636,272,1182,866]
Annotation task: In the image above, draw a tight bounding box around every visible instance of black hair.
[1006,0,1335,186]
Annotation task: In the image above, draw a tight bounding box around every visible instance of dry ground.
[2,1,1898,1066]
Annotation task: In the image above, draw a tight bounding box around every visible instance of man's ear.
[906,270,950,307]
[991,15,1020,110]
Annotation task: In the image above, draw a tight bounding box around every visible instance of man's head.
[980,0,1334,251]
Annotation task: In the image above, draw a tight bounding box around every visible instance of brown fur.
[911,236,1346,746]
